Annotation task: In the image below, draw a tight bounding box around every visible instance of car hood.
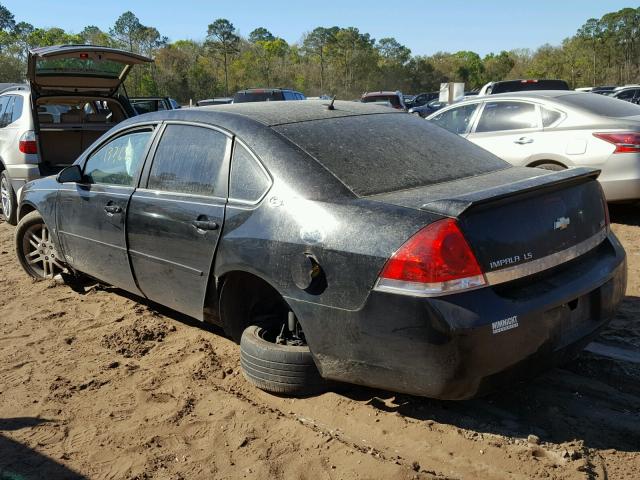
[28,45,152,97]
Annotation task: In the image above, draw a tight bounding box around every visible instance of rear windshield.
[36,58,124,78]
[233,91,285,103]
[274,113,507,196]
[491,80,569,94]
[558,93,640,118]
[362,95,401,107]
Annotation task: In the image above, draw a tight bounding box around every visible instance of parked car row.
[0,45,631,402]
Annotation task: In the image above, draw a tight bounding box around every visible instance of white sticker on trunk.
[492,315,519,334]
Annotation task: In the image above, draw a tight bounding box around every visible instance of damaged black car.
[15,100,626,399]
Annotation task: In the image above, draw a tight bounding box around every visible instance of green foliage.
[0,4,637,99]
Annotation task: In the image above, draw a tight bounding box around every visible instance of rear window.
[36,58,124,78]
[362,95,401,108]
[275,114,507,196]
[490,80,569,94]
[558,93,640,118]
[233,91,285,103]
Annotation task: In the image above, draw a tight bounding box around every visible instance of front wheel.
[15,211,65,279]
[1,171,17,225]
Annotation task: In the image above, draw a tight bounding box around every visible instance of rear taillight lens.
[375,218,486,297]
[593,132,640,153]
[19,131,37,154]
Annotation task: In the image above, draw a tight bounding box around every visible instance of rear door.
[28,45,152,97]
[127,122,231,320]
[56,126,156,293]
[467,100,542,165]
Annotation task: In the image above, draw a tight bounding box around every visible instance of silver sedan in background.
[426,91,640,202]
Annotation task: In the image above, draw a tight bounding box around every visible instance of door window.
[84,129,153,186]
[229,142,271,203]
[476,101,538,133]
[615,89,635,100]
[429,103,479,134]
[147,124,228,197]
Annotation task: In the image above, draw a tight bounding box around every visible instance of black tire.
[15,210,65,279]
[240,325,329,396]
[532,162,565,171]
[1,171,17,225]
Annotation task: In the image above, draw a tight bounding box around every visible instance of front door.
[56,127,155,293]
[127,123,231,319]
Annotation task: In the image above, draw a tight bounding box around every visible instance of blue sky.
[2,0,632,56]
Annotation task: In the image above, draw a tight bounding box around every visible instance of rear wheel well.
[527,160,567,170]
[218,271,290,343]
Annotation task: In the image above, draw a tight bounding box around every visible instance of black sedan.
[15,101,626,399]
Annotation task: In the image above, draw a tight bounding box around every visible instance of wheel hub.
[23,223,64,278]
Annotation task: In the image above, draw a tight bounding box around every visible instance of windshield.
[274,113,507,196]
[233,91,285,103]
[558,93,640,118]
[362,95,401,108]
[36,57,125,78]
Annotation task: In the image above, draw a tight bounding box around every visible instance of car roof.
[463,90,585,102]
[149,100,402,127]
[236,88,297,93]
[363,91,400,96]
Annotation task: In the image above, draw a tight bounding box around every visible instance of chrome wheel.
[21,222,64,278]
[0,175,11,219]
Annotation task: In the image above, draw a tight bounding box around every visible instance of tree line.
[0,4,636,103]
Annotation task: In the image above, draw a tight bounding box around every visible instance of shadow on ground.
[0,417,86,479]
[609,203,639,226]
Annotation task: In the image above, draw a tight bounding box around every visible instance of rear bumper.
[598,153,640,201]
[4,164,41,191]
[293,232,627,400]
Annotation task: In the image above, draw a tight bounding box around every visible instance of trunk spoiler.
[420,167,601,218]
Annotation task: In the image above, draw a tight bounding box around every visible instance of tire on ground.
[532,162,565,171]
[1,171,17,225]
[240,325,329,396]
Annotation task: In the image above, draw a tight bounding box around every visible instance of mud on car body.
[15,101,626,399]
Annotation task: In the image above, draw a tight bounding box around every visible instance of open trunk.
[369,167,608,282]
[35,96,127,173]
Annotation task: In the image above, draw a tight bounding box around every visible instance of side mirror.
[56,165,83,183]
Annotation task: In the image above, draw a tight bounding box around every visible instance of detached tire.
[240,326,328,396]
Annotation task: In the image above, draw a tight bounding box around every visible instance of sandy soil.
[0,205,638,480]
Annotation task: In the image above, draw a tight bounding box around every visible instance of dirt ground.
[0,205,638,480]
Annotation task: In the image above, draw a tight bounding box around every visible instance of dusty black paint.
[18,101,627,399]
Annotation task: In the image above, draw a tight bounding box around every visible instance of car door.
[467,100,542,165]
[126,122,231,320]
[56,126,156,293]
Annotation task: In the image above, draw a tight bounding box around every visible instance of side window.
[616,89,635,100]
[283,91,295,100]
[229,142,271,203]
[0,96,14,127]
[430,103,479,134]
[0,96,9,121]
[541,107,562,127]
[84,129,153,186]
[147,124,228,196]
[476,101,538,133]
[10,96,22,123]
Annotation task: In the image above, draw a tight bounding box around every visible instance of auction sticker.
[492,315,519,334]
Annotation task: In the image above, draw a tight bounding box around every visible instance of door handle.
[104,204,122,215]
[192,220,219,231]
[514,137,534,144]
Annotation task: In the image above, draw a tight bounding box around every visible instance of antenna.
[327,95,336,110]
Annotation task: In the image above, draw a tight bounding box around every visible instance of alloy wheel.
[21,222,64,278]
[0,176,10,219]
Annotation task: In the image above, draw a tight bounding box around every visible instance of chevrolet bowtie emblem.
[554,217,570,230]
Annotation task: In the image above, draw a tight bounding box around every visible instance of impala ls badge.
[554,216,570,230]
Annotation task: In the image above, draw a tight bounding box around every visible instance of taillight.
[597,183,610,232]
[375,218,486,297]
[593,132,640,153]
[19,131,37,154]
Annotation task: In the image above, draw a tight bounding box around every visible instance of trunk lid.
[28,45,152,97]
[369,167,607,279]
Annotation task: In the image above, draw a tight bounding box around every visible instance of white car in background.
[426,91,640,202]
